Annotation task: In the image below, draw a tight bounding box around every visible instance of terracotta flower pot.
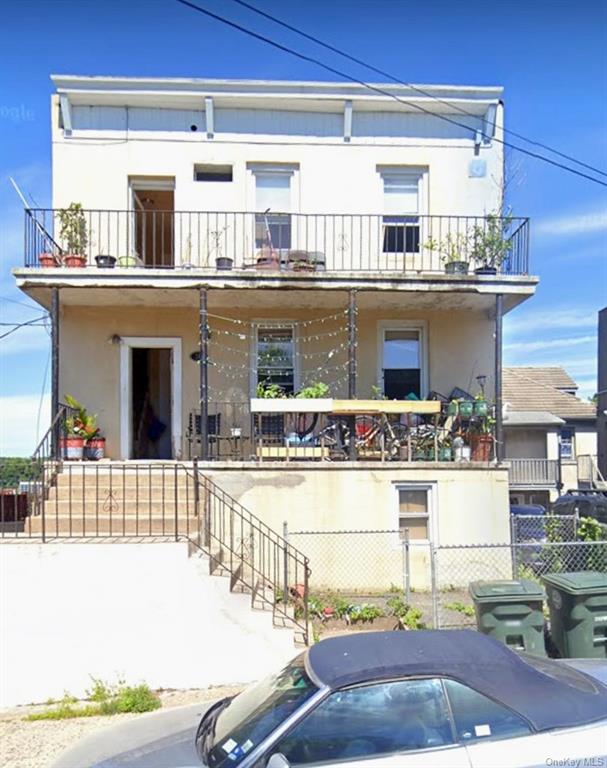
[61,436,85,460]
[470,434,492,461]
[85,437,105,460]
[64,254,87,268]
[39,252,59,268]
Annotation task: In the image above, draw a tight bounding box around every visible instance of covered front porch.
[17,278,530,465]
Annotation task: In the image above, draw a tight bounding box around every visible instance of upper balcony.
[24,208,529,279]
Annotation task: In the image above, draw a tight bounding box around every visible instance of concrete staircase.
[29,463,198,537]
[26,461,309,645]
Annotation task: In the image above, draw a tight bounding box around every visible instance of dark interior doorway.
[132,348,172,459]
[133,188,174,267]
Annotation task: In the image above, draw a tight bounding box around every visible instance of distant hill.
[0,458,35,489]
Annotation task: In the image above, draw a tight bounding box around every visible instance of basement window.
[194,164,233,182]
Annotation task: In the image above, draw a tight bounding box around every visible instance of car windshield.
[205,653,318,768]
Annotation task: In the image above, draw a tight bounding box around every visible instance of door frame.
[120,337,182,460]
[377,320,428,398]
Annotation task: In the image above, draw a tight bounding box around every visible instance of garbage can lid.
[469,579,544,602]
[541,571,607,595]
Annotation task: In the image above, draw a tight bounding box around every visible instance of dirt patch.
[0,685,243,768]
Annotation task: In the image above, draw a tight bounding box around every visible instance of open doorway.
[131,348,172,459]
[120,337,182,460]
[131,180,175,267]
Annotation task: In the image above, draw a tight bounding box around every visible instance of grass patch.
[25,681,161,721]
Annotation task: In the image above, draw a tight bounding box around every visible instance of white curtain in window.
[383,174,419,215]
[255,173,291,212]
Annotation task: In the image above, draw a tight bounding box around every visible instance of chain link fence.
[287,517,607,632]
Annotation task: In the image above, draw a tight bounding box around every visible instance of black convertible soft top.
[306,630,607,732]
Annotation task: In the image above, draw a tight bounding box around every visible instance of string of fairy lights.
[196,307,357,399]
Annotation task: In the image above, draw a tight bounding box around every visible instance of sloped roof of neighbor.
[503,368,595,420]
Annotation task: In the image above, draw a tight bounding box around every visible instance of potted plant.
[95,255,116,268]
[62,395,88,460]
[458,399,474,419]
[82,413,105,460]
[468,409,495,461]
[473,393,489,417]
[39,251,59,268]
[471,212,513,275]
[425,232,471,275]
[118,254,139,268]
[57,203,88,267]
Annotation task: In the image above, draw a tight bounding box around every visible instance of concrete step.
[28,516,197,536]
[43,500,199,515]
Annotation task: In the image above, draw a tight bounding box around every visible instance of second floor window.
[254,171,292,251]
[381,171,422,254]
[560,427,575,460]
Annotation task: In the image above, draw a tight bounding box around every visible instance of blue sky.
[1,0,606,455]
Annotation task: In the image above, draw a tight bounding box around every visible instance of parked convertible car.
[51,631,607,768]
[195,631,607,768]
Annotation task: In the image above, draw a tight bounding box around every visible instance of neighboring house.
[503,367,597,507]
[5,75,539,704]
[598,307,607,480]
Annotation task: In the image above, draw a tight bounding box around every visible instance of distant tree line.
[0,458,35,489]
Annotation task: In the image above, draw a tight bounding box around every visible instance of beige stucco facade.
[58,290,496,460]
[206,463,511,591]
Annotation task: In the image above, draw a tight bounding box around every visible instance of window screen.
[256,326,295,394]
[398,487,429,540]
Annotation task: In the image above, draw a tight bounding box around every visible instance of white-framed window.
[378,321,427,400]
[254,324,296,395]
[249,165,297,251]
[394,483,435,542]
[560,427,575,460]
[379,169,424,254]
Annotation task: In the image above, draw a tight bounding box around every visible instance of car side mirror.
[267,753,290,768]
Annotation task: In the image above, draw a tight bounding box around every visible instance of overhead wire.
[230,0,607,179]
[175,0,607,188]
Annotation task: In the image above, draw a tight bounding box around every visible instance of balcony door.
[379,323,427,400]
[130,178,175,267]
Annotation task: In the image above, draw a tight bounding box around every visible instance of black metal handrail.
[189,460,310,643]
[24,208,530,275]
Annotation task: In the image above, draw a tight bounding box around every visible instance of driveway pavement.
[50,701,213,768]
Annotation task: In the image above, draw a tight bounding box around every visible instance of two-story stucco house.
[4,74,542,705]
[12,74,538,543]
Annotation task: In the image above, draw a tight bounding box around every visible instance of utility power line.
[175,0,607,188]
[230,0,607,180]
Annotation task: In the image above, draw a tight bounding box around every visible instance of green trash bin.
[542,571,607,659]
[469,580,546,656]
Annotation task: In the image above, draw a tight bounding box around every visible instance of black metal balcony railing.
[25,209,530,275]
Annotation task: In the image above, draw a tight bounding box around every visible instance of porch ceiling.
[16,283,533,315]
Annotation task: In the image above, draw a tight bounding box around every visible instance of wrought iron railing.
[24,209,530,275]
[190,462,310,643]
[3,450,310,642]
[508,458,560,487]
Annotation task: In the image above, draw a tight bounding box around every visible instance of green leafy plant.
[386,596,425,630]
[295,381,329,399]
[470,212,513,270]
[58,202,88,255]
[348,603,384,624]
[425,231,473,264]
[64,394,100,439]
[25,680,160,721]
[255,381,286,399]
[444,601,475,618]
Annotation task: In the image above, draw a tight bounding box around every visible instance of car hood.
[50,700,216,768]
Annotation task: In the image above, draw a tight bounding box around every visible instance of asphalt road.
[50,701,213,768]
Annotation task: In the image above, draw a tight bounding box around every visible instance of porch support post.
[51,287,60,459]
[199,286,209,460]
[494,293,503,462]
[348,289,357,460]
